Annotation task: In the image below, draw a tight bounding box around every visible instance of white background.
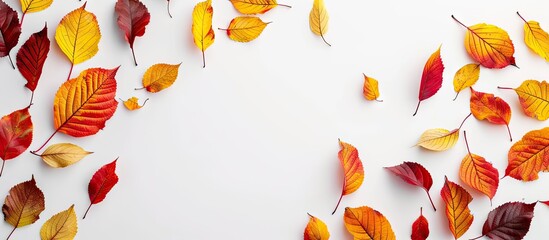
[1,0,549,239]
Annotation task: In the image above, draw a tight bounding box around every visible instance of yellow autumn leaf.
[417,128,460,151]
[192,0,214,68]
[121,97,148,111]
[219,17,270,43]
[20,0,53,24]
[40,143,92,168]
[499,80,549,120]
[139,63,181,93]
[40,205,78,240]
[363,74,382,102]
[518,12,549,62]
[453,63,480,100]
[229,0,291,15]
[309,0,330,46]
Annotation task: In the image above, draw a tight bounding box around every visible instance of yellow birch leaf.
[229,0,291,15]
[192,0,214,68]
[40,205,78,240]
[55,3,101,65]
[121,97,148,110]
[40,143,92,168]
[518,12,549,62]
[453,63,480,101]
[140,63,181,93]
[417,128,459,151]
[20,0,53,23]
[363,74,382,102]
[499,80,549,121]
[309,0,330,46]
[219,17,270,43]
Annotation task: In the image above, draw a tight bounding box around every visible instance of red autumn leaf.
[470,88,512,141]
[0,0,21,69]
[83,159,119,219]
[541,201,549,206]
[472,202,536,240]
[385,162,436,211]
[0,107,32,177]
[413,46,444,116]
[16,23,50,105]
[115,0,150,66]
[411,207,429,240]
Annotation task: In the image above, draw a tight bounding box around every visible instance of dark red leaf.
[413,46,444,116]
[0,107,32,177]
[16,23,50,100]
[385,162,436,211]
[472,202,536,240]
[83,159,119,219]
[0,0,21,68]
[411,208,429,240]
[115,0,150,66]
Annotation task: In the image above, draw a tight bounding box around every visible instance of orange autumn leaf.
[470,88,512,141]
[453,63,480,101]
[505,127,549,181]
[121,97,148,111]
[499,80,549,121]
[192,0,214,68]
[517,12,549,62]
[343,206,396,240]
[332,139,364,214]
[219,17,270,43]
[304,213,330,240]
[441,176,474,239]
[363,74,382,102]
[459,131,499,201]
[452,15,516,69]
[139,63,181,93]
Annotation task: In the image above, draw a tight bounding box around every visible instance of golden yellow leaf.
[229,0,291,15]
[55,3,101,66]
[309,0,330,46]
[499,80,549,120]
[363,74,382,102]
[219,17,270,43]
[40,205,78,240]
[518,12,549,62]
[139,63,181,93]
[192,0,214,68]
[453,63,480,100]
[304,213,330,240]
[121,97,148,110]
[40,143,92,168]
[417,128,459,151]
[20,0,53,24]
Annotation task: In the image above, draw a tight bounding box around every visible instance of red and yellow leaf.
[343,206,396,240]
[16,23,50,103]
[84,159,119,219]
[0,0,21,68]
[411,208,429,240]
[115,0,150,65]
[413,46,444,116]
[2,175,45,239]
[505,127,549,181]
[499,80,549,121]
[470,88,512,141]
[0,107,32,177]
[441,176,474,239]
[332,140,364,214]
[304,213,330,240]
[385,162,436,211]
[459,131,499,200]
[192,0,214,68]
[473,202,536,240]
[363,74,382,102]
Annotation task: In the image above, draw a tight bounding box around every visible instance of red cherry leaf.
[385,162,436,211]
[472,202,536,240]
[411,207,429,240]
[83,159,119,219]
[0,0,21,69]
[413,46,444,116]
[0,107,32,177]
[115,0,150,66]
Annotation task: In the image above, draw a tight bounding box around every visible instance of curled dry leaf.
[192,0,214,68]
[2,175,45,240]
[411,208,429,240]
[505,127,549,181]
[459,131,499,201]
[343,206,396,240]
[19,0,52,25]
[416,113,471,151]
[39,143,92,168]
[0,107,32,177]
[219,16,270,43]
[122,97,148,110]
[385,162,436,211]
[229,0,291,14]
[332,140,364,214]
[139,63,181,93]
[309,0,330,46]
[413,46,444,116]
[472,202,536,240]
[40,205,78,240]
[499,80,549,121]
[363,74,382,102]
[0,0,21,69]
[115,0,150,66]
[440,176,473,240]
[470,88,512,141]
[517,12,549,62]
[452,63,480,101]
[84,159,119,219]
[304,213,330,240]
[452,15,516,69]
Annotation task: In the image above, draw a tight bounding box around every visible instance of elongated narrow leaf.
[304,213,330,240]
[220,16,270,43]
[40,205,78,240]
[517,12,549,62]
[459,131,499,200]
[309,0,330,46]
[411,208,429,240]
[140,63,181,93]
[0,107,32,177]
[385,162,436,211]
[332,140,364,214]
[192,0,214,68]
[473,202,536,240]
[0,0,21,68]
[16,23,50,96]
[363,74,381,102]
[84,159,119,219]
[416,128,459,151]
[344,206,396,240]
[500,80,549,120]
[470,88,512,141]
[40,143,92,168]
[2,176,45,239]
[453,63,480,100]
[505,127,549,181]
[413,46,444,116]
[115,0,150,66]
[229,0,290,14]
[441,176,473,240]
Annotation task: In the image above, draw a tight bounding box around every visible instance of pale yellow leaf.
[309,0,330,46]
[417,128,459,151]
[41,143,92,168]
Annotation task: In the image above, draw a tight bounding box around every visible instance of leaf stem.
[142,98,149,107]
[463,130,472,155]
[453,91,460,101]
[497,86,514,90]
[167,0,173,18]
[425,189,437,211]
[451,15,469,29]
[20,11,27,25]
[202,50,206,68]
[320,34,331,47]
[517,12,528,24]
[277,3,292,8]
[83,203,92,219]
[0,160,5,177]
[31,129,59,154]
[413,101,421,116]
[7,54,15,69]
[506,124,513,142]
[331,192,344,215]
[5,225,16,240]
[470,235,484,240]
[67,63,74,81]
[28,91,35,107]
[134,87,145,90]
[458,113,473,130]
[131,47,138,66]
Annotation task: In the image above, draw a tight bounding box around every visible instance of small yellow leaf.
[140,63,181,93]
[453,63,480,100]
[518,12,549,62]
[229,0,291,15]
[20,0,53,14]
[40,205,78,240]
[363,74,382,102]
[192,0,214,68]
[220,17,270,43]
[41,143,92,168]
[121,97,148,111]
[309,0,330,46]
[417,128,459,151]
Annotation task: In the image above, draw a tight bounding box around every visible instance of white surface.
[1,0,549,239]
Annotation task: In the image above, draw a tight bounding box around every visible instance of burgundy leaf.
[385,162,436,211]
[413,46,444,116]
[115,0,150,66]
[0,0,21,69]
[411,207,429,240]
[83,159,119,219]
[472,202,536,240]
